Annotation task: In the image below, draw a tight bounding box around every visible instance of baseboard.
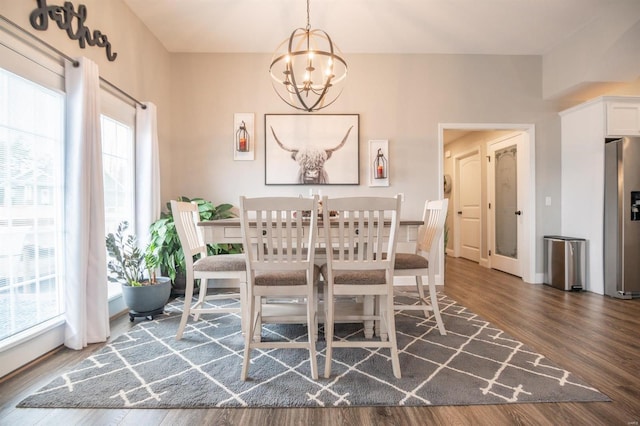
[532,272,545,284]
[108,293,127,317]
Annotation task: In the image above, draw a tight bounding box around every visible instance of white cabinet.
[607,102,640,136]
[559,96,640,295]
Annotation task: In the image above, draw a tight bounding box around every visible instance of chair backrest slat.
[322,196,401,273]
[416,199,449,257]
[240,196,318,272]
[171,200,208,268]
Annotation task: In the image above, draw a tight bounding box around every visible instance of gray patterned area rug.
[18,294,609,408]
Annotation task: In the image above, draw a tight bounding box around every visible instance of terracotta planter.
[121,276,171,320]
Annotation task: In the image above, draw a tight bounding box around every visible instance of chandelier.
[269,0,347,112]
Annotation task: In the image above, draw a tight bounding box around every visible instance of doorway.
[439,124,535,283]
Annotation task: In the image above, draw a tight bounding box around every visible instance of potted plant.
[106,221,171,321]
[147,196,242,295]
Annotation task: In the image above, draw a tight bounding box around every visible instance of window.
[101,114,135,235]
[0,68,65,341]
[101,92,136,299]
[0,30,140,376]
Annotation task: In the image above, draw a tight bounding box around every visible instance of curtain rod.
[1,14,146,110]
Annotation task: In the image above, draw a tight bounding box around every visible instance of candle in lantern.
[377,164,384,178]
[239,138,247,152]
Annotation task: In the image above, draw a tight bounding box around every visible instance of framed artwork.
[265,114,359,185]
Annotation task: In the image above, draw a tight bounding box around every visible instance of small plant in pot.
[106,221,171,321]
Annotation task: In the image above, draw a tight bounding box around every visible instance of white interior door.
[455,150,481,262]
[487,133,525,276]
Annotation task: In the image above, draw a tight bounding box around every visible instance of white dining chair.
[393,199,449,335]
[239,195,320,381]
[171,200,247,340]
[320,195,402,379]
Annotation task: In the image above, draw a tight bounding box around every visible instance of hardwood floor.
[1,257,639,425]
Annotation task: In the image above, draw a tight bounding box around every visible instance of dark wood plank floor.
[1,257,639,425]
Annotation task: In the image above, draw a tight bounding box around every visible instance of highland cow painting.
[265,114,359,185]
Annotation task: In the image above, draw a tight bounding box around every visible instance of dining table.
[198,217,424,339]
[198,217,423,248]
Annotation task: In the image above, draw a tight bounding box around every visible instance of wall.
[0,0,173,198]
[542,0,640,100]
[169,53,561,277]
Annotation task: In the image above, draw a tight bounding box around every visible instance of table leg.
[364,295,374,338]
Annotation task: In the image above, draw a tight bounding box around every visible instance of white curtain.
[135,102,161,249]
[64,57,110,349]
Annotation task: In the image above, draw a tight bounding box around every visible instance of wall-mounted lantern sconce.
[374,148,387,179]
[369,139,389,187]
[236,121,250,152]
[233,113,255,161]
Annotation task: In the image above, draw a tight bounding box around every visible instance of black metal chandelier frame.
[269,0,347,112]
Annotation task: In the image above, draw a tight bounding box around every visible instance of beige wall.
[542,1,640,100]
[171,54,551,217]
[169,53,560,276]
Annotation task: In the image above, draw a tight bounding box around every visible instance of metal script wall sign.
[29,0,117,61]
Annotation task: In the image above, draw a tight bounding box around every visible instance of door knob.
[457,211,462,215]
[515,210,522,216]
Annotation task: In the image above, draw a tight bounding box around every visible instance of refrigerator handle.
[567,242,575,286]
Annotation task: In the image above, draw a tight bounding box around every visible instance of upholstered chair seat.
[255,266,320,286]
[193,253,247,272]
[393,253,428,270]
[319,265,385,285]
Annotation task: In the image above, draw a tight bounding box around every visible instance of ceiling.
[123,0,615,55]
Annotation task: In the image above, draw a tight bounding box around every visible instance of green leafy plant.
[147,196,242,284]
[106,221,159,287]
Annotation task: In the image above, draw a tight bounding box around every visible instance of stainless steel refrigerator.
[604,136,640,299]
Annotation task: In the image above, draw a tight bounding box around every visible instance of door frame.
[452,147,482,261]
[438,123,536,284]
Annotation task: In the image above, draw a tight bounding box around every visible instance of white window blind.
[0,67,65,342]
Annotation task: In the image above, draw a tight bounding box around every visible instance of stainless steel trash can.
[544,236,586,291]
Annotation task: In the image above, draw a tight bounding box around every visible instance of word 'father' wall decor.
[29,0,117,61]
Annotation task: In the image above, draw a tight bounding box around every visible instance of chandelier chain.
[306,0,310,31]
